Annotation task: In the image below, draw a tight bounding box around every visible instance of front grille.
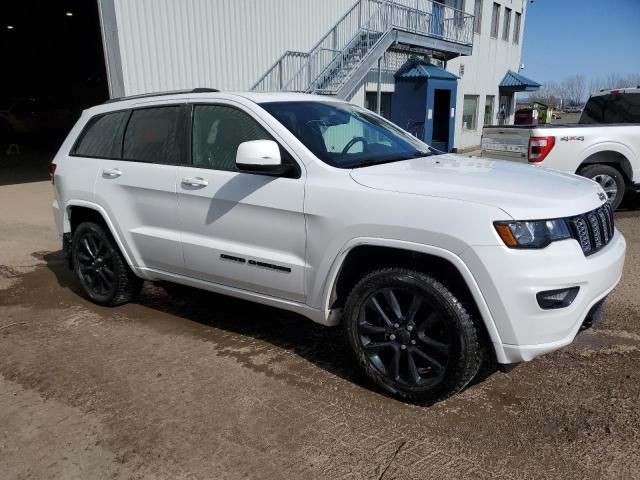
[567,203,615,256]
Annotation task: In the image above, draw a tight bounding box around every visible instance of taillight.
[528,136,555,163]
[49,163,57,182]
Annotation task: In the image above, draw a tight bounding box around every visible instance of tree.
[563,74,587,106]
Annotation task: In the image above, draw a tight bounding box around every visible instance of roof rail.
[104,87,220,104]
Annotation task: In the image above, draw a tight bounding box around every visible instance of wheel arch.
[322,239,505,362]
[65,200,135,267]
[577,149,634,184]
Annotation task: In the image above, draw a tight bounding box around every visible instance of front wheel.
[343,268,482,403]
[72,221,142,306]
[578,164,626,210]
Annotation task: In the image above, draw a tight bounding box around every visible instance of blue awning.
[499,70,541,92]
[395,58,459,81]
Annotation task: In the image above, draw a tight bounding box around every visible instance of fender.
[64,199,136,269]
[577,141,637,182]
[320,237,507,362]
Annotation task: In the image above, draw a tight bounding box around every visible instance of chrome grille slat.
[568,203,615,256]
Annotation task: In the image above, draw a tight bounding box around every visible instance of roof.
[499,70,541,92]
[394,58,459,81]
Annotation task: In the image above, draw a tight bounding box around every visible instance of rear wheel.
[343,268,482,403]
[72,221,142,306]
[578,164,626,210]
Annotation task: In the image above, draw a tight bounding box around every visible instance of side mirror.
[236,140,292,176]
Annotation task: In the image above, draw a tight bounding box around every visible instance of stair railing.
[251,0,473,93]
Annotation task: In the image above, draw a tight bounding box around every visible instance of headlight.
[494,219,571,249]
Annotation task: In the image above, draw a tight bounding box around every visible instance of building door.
[431,89,451,151]
[498,94,512,125]
[433,1,444,36]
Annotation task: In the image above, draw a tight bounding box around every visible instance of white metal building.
[98,0,536,151]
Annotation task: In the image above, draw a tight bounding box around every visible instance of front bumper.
[462,230,626,363]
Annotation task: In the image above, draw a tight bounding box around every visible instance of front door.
[177,103,306,302]
[431,89,451,152]
[93,104,185,272]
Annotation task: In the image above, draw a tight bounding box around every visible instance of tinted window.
[123,107,182,164]
[580,93,640,124]
[260,101,430,169]
[192,105,272,171]
[73,111,129,159]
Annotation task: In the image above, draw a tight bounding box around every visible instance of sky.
[521,0,640,84]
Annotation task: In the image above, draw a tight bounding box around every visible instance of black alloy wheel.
[72,221,142,306]
[344,268,482,403]
[76,230,116,298]
[358,287,450,388]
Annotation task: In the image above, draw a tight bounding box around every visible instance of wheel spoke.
[411,347,445,373]
[102,265,114,279]
[406,350,421,384]
[370,297,393,327]
[383,289,402,320]
[416,312,437,333]
[83,238,95,259]
[359,322,387,335]
[364,341,396,352]
[405,295,422,322]
[389,348,401,381]
[418,335,449,355]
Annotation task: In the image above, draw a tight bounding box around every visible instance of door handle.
[102,168,122,178]
[181,177,209,187]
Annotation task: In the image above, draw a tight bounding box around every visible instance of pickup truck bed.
[481,88,640,208]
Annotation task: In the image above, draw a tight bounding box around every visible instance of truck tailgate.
[481,127,531,162]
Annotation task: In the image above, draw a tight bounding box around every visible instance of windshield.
[580,92,640,124]
[260,101,432,168]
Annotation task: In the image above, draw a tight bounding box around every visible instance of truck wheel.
[72,221,142,306]
[578,164,626,210]
[343,268,482,403]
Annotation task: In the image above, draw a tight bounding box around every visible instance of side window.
[73,111,129,159]
[123,106,182,164]
[192,105,273,171]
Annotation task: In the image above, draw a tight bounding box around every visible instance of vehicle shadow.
[42,251,497,404]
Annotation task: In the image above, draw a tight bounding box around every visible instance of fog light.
[536,287,579,310]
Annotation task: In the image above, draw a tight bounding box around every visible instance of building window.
[365,92,393,120]
[513,12,522,43]
[502,7,512,41]
[490,2,500,38]
[462,95,479,130]
[473,0,483,34]
[484,95,495,126]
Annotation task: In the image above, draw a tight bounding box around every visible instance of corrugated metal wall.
[113,0,357,95]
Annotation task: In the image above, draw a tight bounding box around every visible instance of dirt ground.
[1,161,640,479]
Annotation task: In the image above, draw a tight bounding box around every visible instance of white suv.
[51,90,626,402]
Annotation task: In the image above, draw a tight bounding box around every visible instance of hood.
[349,154,606,220]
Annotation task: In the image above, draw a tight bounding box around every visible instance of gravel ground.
[1,170,639,479]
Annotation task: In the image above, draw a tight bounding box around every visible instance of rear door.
[93,104,187,272]
[176,102,306,302]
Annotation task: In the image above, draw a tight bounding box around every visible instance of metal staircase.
[251,0,473,99]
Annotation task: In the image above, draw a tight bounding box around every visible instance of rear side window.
[581,93,640,124]
[123,106,183,164]
[72,111,129,159]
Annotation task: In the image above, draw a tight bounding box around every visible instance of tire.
[578,164,626,210]
[72,221,142,306]
[343,268,482,403]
